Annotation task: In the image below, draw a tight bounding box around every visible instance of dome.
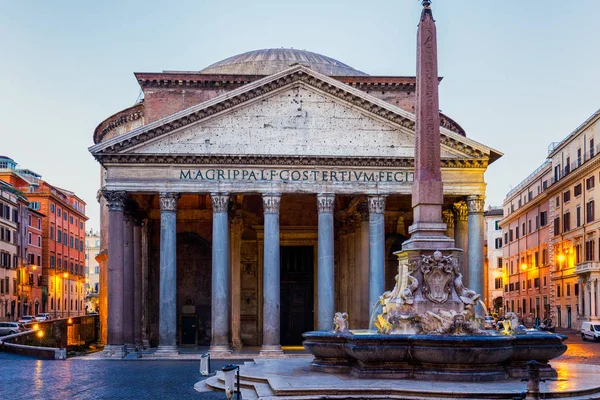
[200,48,368,76]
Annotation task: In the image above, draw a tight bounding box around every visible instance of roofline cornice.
[499,190,549,227]
[548,108,600,157]
[545,155,600,196]
[94,153,489,169]
[134,71,435,89]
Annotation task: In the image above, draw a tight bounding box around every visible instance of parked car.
[17,315,36,324]
[581,321,600,341]
[483,316,496,330]
[0,322,26,336]
[35,313,52,321]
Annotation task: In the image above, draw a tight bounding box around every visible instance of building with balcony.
[0,179,21,320]
[21,206,44,316]
[0,156,88,318]
[484,207,504,315]
[501,108,600,329]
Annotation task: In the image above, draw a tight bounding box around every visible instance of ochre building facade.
[501,109,600,329]
[90,49,501,356]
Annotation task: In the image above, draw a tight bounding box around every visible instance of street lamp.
[63,272,69,318]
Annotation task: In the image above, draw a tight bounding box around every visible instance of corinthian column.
[260,193,283,356]
[230,216,244,351]
[122,213,134,349]
[102,190,127,357]
[453,200,469,286]
[156,192,179,356]
[317,193,335,330]
[368,195,386,311]
[210,193,232,354]
[133,219,143,347]
[467,195,485,299]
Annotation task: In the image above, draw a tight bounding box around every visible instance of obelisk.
[401,0,455,252]
[392,1,466,316]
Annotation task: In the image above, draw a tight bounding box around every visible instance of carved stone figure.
[333,312,349,333]
[420,251,456,304]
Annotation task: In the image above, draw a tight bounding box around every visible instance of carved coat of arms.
[419,251,456,304]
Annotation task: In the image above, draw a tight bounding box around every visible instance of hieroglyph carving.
[102,190,127,212]
[453,200,468,222]
[368,195,387,214]
[467,195,486,214]
[159,192,179,212]
[210,193,229,213]
[262,193,281,214]
[317,193,335,213]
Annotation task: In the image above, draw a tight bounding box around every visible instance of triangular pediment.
[89,65,502,166]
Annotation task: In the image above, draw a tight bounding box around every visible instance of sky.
[1,0,599,231]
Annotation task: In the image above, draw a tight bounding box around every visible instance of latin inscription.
[179,169,414,183]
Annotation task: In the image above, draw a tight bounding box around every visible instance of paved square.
[0,352,247,399]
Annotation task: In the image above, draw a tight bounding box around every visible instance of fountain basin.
[303,330,567,382]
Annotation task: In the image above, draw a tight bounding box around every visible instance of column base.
[208,344,233,356]
[102,344,127,358]
[259,345,284,357]
[154,345,179,357]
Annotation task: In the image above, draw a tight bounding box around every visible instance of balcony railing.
[575,262,600,274]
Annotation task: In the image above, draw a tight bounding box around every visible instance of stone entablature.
[101,164,485,197]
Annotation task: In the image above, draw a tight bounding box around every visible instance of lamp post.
[63,272,69,318]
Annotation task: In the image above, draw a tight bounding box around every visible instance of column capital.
[442,209,455,229]
[262,193,281,214]
[317,193,335,214]
[102,190,127,212]
[368,195,387,214]
[467,195,486,214]
[453,200,468,221]
[210,193,229,213]
[159,192,179,212]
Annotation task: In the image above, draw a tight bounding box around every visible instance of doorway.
[280,246,314,345]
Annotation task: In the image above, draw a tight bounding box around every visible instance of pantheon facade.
[89,49,501,356]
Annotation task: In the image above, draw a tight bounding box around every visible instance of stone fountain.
[303,250,567,381]
[302,0,567,382]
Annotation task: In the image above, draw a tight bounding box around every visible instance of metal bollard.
[200,353,211,376]
[520,360,545,400]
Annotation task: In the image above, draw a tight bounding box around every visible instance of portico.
[90,58,499,355]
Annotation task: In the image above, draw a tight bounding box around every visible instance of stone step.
[203,375,260,399]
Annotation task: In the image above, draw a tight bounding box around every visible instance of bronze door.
[280,246,314,345]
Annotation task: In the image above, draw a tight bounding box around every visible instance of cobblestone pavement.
[2,331,600,400]
[0,352,250,399]
[555,330,600,365]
